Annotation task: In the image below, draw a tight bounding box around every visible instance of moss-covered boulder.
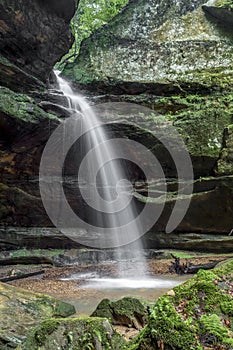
[91,297,151,329]
[63,0,233,94]
[19,317,126,350]
[0,282,75,349]
[128,260,233,350]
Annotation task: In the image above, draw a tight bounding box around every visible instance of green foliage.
[215,0,233,9]
[58,0,129,68]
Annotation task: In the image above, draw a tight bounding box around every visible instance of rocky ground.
[0,253,232,348]
[0,254,228,300]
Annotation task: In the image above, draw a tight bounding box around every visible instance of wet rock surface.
[63,0,233,93]
[59,0,233,245]
[0,282,75,349]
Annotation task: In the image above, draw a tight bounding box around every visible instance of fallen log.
[186,261,223,274]
[0,270,45,282]
[169,254,226,275]
[0,256,53,266]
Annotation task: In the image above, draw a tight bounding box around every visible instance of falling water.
[55,72,147,278]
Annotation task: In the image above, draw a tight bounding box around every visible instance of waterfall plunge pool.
[60,269,189,316]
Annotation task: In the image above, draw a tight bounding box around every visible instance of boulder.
[91,297,151,329]
[20,317,125,350]
[63,0,233,94]
[0,282,75,349]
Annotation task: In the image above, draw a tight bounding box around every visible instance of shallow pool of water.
[61,272,188,315]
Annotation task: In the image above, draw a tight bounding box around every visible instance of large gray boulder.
[63,0,233,93]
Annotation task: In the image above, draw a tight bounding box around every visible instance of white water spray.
[55,72,147,278]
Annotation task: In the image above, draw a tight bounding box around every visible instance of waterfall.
[54,72,148,278]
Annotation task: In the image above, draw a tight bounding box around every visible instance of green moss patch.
[21,317,126,350]
[91,297,151,329]
[129,260,233,349]
[0,86,58,124]
[152,92,233,159]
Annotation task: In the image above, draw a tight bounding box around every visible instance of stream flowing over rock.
[0,0,232,251]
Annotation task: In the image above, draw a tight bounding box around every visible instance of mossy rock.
[20,317,126,350]
[63,0,233,94]
[95,93,233,177]
[152,92,233,162]
[91,297,151,329]
[215,0,233,8]
[216,124,233,175]
[128,260,233,349]
[0,86,58,124]
[0,282,75,350]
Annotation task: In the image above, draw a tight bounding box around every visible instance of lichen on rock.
[62,0,233,94]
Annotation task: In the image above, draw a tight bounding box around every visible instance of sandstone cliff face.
[0,0,76,83]
[0,1,77,229]
[61,0,233,242]
[0,0,232,249]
